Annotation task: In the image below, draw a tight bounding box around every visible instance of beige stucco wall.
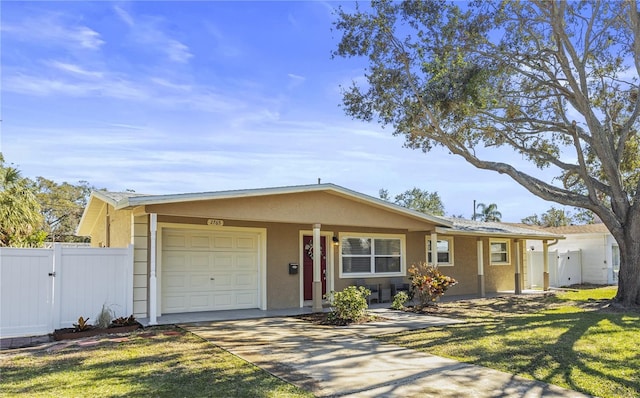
[442,235,480,295]
[483,239,518,292]
[86,203,132,249]
[88,203,107,247]
[147,191,437,231]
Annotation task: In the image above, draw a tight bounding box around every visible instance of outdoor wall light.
[332,236,340,246]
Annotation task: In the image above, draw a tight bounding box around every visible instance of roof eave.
[435,226,565,240]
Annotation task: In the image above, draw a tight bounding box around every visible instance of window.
[490,239,511,265]
[340,234,404,276]
[427,236,454,266]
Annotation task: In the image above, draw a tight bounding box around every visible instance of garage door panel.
[237,254,257,270]
[189,294,211,310]
[235,274,258,288]
[191,235,211,249]
[235,291,258,306]
[190,254,211,270]
[189,274,211,289]
[213,236,234,250]
[163,295,187,313]
[212,274,233,288]
[165,234,187,249]
[161,228,260,313]
[237,237,256,250]
[164,274,188,290]
[164,253,187,270]
[212,253,233,270]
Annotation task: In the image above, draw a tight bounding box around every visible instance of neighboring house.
[77,183,562,323]
[526,224,619,287]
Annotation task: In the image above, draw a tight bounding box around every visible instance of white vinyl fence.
[528,249,582,288]
[1,245,133,338]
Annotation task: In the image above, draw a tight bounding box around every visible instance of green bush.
[328,285,370,324]
[408,262,458,308]
[391,291,409,310]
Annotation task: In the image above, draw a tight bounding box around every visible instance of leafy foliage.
[95,305,114,329]
[73,316,92,332]
[333,1,640,306]
[391,291,410,310]
[408,262,457,308]
[521,206,596,227]
[474,202,502,222]
[34,177,96,242]
[0,154,44,247]
[111,315,138,327]
[327,285,370,324]
[379,187,445,215]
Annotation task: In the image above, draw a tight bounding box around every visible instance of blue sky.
[0,1,558,221]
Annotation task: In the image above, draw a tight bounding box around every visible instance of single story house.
[526,223,619,287]
[77,183,563,324]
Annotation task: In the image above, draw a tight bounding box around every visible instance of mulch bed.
[294,312,387,326]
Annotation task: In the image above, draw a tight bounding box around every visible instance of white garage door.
[161,228,260,313]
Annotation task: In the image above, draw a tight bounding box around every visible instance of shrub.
[73,316,92,332]
[408,262,458,308]
[391,291,409,310]
[111,315,138,327]
[95,304,114,329]
[328,285,370,324]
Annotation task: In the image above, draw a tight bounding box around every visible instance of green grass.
[0,327,312,398]
[382,287,639,398]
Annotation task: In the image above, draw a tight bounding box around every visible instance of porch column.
[477,239,485,298]
[430,232,438,267]
[149,213,158,325]
[312,223,323,312]
[542,240,550,291]
[514,239,522,294]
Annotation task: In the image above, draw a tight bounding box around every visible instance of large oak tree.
[333,0,640,307]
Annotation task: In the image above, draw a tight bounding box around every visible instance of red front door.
[303,235,327,300]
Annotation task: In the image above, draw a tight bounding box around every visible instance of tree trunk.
[613,210,640,308]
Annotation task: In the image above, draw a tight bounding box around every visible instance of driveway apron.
[183,316,591,398]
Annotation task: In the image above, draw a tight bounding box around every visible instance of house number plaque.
[207,219,224,226]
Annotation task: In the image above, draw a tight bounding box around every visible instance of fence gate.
[0,248,54,337]
[1,245,133,339]
[557,250,582,287]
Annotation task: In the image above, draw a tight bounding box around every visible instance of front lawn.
[382,286,639,398]
[0,327,312,398]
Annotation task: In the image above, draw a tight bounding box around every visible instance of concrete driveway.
[182,310,591,398]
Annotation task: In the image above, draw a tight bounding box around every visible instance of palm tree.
[474,202,502,222]
[0,154,43,246]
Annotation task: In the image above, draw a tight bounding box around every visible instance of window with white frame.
[427,236,454,266]
[490,239,511,265]
[340,234,404,276]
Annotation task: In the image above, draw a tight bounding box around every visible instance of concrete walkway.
[184,309,591,398]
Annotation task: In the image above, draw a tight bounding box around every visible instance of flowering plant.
[408,262,457,308]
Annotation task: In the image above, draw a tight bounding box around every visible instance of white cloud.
[113,7,193,64]
[1,12,104,50]
[47,61,104,79]
[113,5,134,27]
[166,40,193,63]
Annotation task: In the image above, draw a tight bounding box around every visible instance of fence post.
[51,244,63,331]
